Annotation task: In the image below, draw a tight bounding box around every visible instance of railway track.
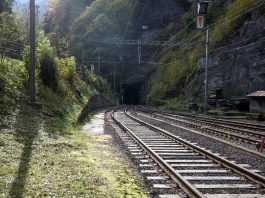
[136,108,265,146]
[111,107,265,198]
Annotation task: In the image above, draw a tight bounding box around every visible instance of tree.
[0,0,14,13]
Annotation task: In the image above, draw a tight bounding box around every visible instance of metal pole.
[205,26,209,110]
[137,40,141,65]
[113,69,116,95]
[98,50,101,76]
[29,0,36,103]
[81,51,84,67]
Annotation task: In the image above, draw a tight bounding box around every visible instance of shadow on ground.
[77,95,113,124]
[8,104,42,198]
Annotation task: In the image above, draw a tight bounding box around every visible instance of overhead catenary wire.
[147,0,265,65]
[142,34,265,66]
[164,0,220,46]
[85,0,265,67]
[214,36,265,56]
[82,60,119,64]
[136,0,150,26]
[121,0,138,42]
[0,38,25,48]
[208,0,265,31]
[168,0,265,49]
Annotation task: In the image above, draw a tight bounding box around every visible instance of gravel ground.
[148,112,259,151]
[120,110,265,195]
[139,108,264,151]
[131,110,265,177]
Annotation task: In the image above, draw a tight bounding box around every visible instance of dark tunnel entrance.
[121,83,142,105]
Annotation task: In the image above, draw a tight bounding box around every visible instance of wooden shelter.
[247,91,265,117]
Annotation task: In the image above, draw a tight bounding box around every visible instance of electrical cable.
[0,38,25,47]
[213,36,265,55]
[209,0,265,31]
[136,0,150,26]
[142,34,265,66]
[121,0,138,42]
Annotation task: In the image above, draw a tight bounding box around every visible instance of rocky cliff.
[187,13,265,98]
[141,1,265,100]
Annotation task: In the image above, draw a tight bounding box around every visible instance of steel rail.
[125,108,265,188]
[177,113,265,131]
[132,110,265,160]
[150,112,261,144]
[137,107,265,131]
[137,110,260,145]
[111,108,206,198]
[137,108,263,143]
[160,112,265,136]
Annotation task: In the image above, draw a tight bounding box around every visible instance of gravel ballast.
[131,110,265,176]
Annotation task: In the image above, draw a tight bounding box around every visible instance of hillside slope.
[147,0,265,101]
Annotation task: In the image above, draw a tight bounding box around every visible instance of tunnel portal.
[122,83,142,105]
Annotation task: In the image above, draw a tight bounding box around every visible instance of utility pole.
[137,40,141,65]
[196,0,211,110]
[113,69,116,96]
[29,0,36,103]
[98,50,101,76]
[205,26,209,110]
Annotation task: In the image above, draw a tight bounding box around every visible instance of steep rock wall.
[186,13,265,98]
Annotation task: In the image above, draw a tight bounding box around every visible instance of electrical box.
[197,2,209,15]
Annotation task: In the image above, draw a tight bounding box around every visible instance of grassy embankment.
[0,43,147,197]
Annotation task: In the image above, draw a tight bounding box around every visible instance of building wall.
[249,97,265,114]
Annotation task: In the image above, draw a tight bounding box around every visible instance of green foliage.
[22,31,91,99]
[180,12,194,33]
[0,128,147,197]
[56,56,76,83]
[0,11,20,41]
[210,0,257,48]
[0,58,26,96]
[69,0,133,60]
[161,97,190,112]
[22,31,54,73]
[149,0,259,100]
[0,58,27,123]
[44,0,92,36]
[149,47,198,99]
[0,0,14,13]
[40,52,58,91]
[85,70,113,98]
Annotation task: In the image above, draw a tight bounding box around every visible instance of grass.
[0,131,146,197]
[0,101,147,197]
[160,97,190,112]
[0,57,146,197]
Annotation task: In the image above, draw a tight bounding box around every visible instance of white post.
[205,26,209,110]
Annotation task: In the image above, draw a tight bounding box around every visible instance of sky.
[14,0,49,15]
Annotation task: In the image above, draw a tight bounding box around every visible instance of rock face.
[122,0,184,84]
[187,13,265,98]
[138,0,184,29]
[137,0,184,41]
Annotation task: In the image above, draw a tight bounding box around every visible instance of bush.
[0,72,4,92]
[210,0,257,48]
[85,70,113,98]
[40,52,59,91]
[161,97,189,112]
[56,56,76,85]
